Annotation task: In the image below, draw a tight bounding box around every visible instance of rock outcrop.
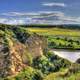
[0,26,47,77]
[26,34,47,58]
[76,58,80,64]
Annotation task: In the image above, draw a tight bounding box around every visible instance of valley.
[0,24,80,80]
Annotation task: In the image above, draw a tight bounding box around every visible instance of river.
[52,49,80,63]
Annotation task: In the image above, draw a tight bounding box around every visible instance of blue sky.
[0,0,80,25]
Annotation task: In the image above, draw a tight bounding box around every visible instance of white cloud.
[0,18,7,23]
[0,11,80,25]
[2,12,40,16]
[42,2,66,7]
[2,11,64,18]
[0,18,33,25]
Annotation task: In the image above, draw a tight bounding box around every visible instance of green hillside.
[0,24,80,80]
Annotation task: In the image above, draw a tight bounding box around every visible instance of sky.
[0,0,80,25]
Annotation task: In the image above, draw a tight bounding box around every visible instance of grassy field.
[27,27,80,37]
[27,27,80,49]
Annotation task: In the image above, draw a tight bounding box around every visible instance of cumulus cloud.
[42,2,66,7]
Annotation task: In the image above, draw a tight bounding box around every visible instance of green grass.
[43,72,80,80]
[48,36,80,49]
[27,27,80,37]
[27,27,80,49]
[43,64,80,80]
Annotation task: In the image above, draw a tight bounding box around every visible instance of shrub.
[6,66,43,80]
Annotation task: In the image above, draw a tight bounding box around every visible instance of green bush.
[32,56,55,74]
[6,66,43,80]
[48,36,80,49]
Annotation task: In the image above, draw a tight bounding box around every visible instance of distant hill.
[0,23,80,30]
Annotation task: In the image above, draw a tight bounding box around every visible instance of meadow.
[27,27,80,37]
[27,27,80,49]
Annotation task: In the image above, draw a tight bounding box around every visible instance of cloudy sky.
[0,0,80,25]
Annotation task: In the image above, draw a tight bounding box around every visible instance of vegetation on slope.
[4,51,80,80]
[48,36,80,50]
[0,25,34,78]
[0,24,80,80]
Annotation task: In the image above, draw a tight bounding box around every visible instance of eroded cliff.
[0,25,47,77]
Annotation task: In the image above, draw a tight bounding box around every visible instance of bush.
[6,66,43,80]
[32,56,55,74]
